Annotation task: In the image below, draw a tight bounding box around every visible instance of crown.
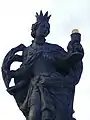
[35,10,51,23]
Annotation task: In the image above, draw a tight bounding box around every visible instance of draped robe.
[3,42,83,120]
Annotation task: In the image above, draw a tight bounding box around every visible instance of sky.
[0,0,90,120]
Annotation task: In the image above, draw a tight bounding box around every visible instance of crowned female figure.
[2,11,84,120]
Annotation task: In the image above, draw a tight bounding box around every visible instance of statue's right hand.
[8,70,17,78]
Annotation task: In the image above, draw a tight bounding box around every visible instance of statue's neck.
[32,36,46,45]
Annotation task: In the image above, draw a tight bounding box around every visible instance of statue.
[1,11,84,120]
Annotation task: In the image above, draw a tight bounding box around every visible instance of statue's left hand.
[72,42,84,53]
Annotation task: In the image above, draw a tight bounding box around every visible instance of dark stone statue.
[1,11,84,120]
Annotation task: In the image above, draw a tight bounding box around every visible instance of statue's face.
[36,22,50,37]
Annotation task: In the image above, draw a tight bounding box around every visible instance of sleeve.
[64,61,83,86]
[11,47,32,78]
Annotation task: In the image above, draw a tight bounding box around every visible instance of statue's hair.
[31,22,39,38]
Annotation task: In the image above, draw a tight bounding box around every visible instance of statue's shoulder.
[45,42,67,53]
[22,45,31,53]
[22,44,35,59]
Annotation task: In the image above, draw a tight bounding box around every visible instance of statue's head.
[31,11,51,38]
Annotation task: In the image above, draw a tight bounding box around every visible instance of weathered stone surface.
[1,11,84,120]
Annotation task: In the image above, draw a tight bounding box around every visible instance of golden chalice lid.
[72,29,79,34]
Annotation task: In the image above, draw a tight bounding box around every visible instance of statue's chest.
[27,45,58,61]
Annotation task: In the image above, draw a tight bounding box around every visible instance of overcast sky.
[0,0,90,120]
